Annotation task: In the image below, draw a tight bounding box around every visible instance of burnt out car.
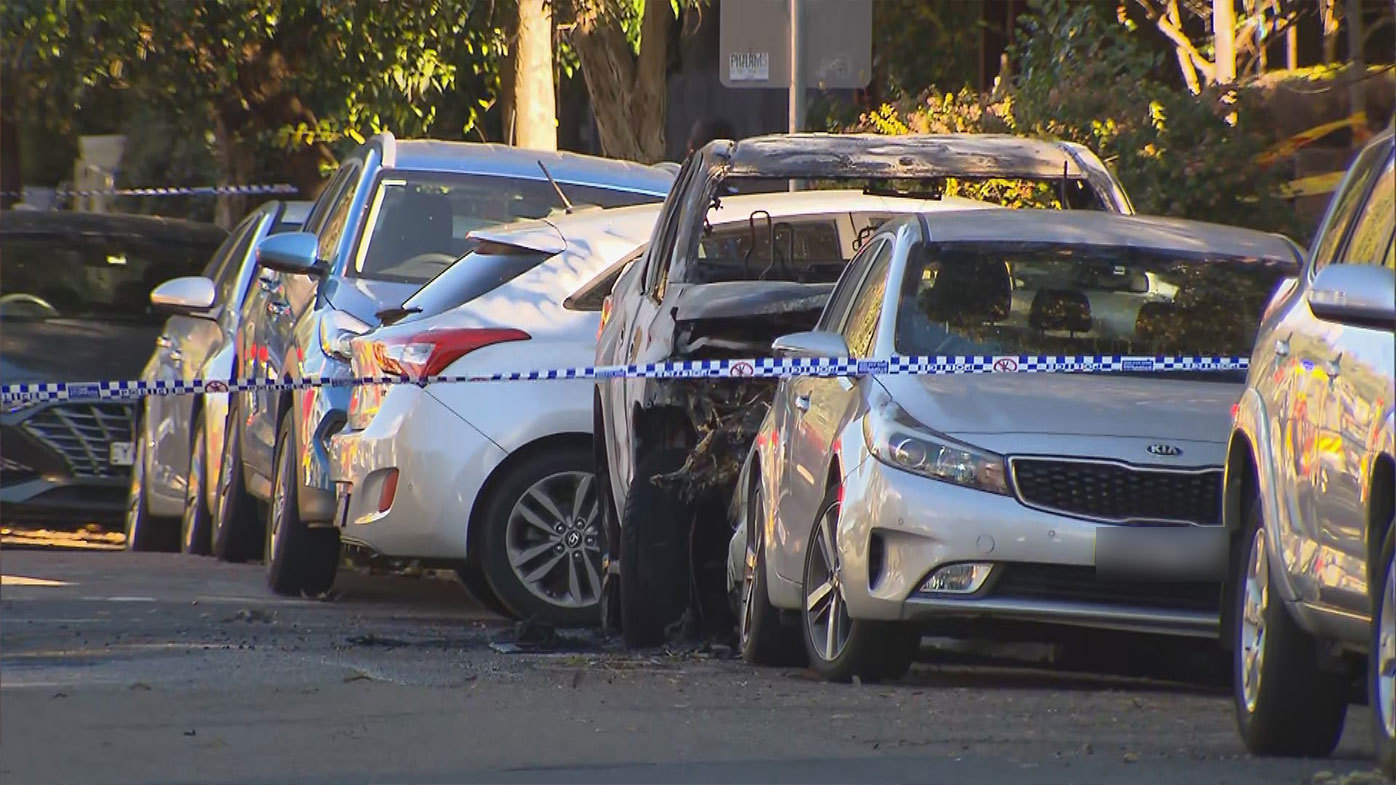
[593,133,1136,647]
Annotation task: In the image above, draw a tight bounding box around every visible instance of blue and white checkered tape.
[1,184,298,199]
[0,354,1249,404]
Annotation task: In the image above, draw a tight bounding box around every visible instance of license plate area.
[1095,525,1227,582]
[109,441,135,467]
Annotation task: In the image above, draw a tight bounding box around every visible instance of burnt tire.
[1371,522,1395,778]
[1232,497,1347,757]
[619,448,693,648]
[739,484,805,667]
[213,399,262,563]
[478,446,603,628]
[265,412,340,596]
[180,409,213,556]
[125,432,178,552]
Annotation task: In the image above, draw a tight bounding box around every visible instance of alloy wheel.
[181,425,206,552]
[216,416,238,530]
[267,435,290,564]
[805,503,850,662]
[504,471,602,609]
[1380,556,1395,739]
[739,488,762,650]
[1240,527,1269,714]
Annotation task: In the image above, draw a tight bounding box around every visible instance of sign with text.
[718,0,871,89]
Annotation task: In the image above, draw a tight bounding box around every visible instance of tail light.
[348,327,530,430]
[598,296,613,340]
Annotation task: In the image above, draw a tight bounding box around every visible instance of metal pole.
[788,0,805,191]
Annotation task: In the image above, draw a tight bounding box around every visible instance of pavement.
[0,546,1385,785]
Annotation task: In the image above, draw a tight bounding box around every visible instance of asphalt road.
[0,546,1384,785]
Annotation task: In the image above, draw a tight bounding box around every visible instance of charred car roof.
[710,133,1095,181]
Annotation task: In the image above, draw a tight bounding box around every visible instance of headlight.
[319,310,371,362]
[862,397,1008,495]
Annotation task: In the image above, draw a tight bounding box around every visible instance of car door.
[773,237,891,582]
[1313,147,1395,614]
[1277,139,1391,603]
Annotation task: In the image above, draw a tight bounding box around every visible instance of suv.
[1224,128,1394,775]
[594,133,1137,646]
[215,133,674,595]
[0,211,226,525]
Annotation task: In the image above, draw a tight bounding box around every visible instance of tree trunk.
[1345,0,1366,144]
[1213,0,1237,83]
[514,0,557,151]
[1321,0,1341,64]
[571,0,671,163]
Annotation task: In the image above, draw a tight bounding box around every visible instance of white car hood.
[877,373,1241,455]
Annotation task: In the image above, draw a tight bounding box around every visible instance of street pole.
[788,0,805,190]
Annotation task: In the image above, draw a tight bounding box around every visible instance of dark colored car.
[0,210,227,523]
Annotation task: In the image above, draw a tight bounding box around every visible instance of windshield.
[0,234,221,324]
[351,172,662,284]
[895,244,1291,380]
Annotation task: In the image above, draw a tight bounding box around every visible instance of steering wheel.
[0,293,58,318]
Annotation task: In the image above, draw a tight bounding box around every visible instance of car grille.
[1010,458,1222,525]
[989,563,1219,613]
[19,403,134,478]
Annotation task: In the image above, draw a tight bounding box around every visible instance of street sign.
[718,0,871,90]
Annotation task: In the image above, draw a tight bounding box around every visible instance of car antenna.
[537,161,575,214]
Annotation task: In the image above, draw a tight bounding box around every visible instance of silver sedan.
[731,209,1303,682]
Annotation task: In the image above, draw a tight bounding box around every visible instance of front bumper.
[836,456,1225,639]
[329,386,507,559]
[1,400,135,522]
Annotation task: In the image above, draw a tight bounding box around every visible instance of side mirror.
[150,276,216,316]
[1307,263,1396,326]
[256,231,325,276]
[771,331,850,359]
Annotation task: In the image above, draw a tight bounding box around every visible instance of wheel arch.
[1221,431,1260,651]
[465,431,593,567]
[1367,452,1396,594]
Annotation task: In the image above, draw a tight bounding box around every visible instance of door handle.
[793,394,811,413]
[1273,337,1289,357]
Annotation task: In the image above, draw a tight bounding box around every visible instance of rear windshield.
[0,234,221,325]
[395,242,556,322]
[895,243,1294,380]
[351,173,663,284]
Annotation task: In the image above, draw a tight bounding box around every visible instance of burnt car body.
[0,211,227,523]
[593,133,1137,647]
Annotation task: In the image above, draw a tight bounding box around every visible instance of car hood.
[323,277,422,325]
[0,319,162,384]
[672,281,835,322]
[878,373,1241,449]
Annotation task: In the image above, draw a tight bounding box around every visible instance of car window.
[214,217,262,309]
[305,164,356,235]
[817,238,882,332]
[316,163,362,266]
[692,215,846,284]
[840,241,893,357]
[644,158,701,298]
[1311,141,1391,273]
[396,242,559,321]
[351,172,661,285]
[1336,153,1395,268]
[565,245,647,312]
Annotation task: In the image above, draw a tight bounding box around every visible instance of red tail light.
[598,296,613,340]
[373,327,531,380]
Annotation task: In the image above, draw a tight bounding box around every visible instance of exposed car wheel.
[1371,523,1395,778]
[265,412,340,596]
[801,487,916,683]
[618,448,693,648]
[213,400,261,563]
[180,409,213,556]
[479,446,604,627]
[1232,500,1346,756]
[125,434,178,552]
[740,484,805,667]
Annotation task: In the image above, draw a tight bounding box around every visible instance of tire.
[213,399,261,563]
[739,483,805,667]
[265,412,340,596]
[125,432,177,552]
[1370,523,1395,778]
[1232,498,1347,756]
[801,486,917,683]
[453,564,513,618]
[478,445,603,627]
[180,409,213,555]
[618,448,693,648]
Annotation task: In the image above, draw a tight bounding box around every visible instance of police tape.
[3,184,298,199]
[0,354,1248,404]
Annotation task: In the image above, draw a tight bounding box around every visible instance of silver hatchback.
[731,209,1302,682]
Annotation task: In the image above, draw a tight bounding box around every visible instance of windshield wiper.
[537,161,576,214]
[375,305,421,325]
